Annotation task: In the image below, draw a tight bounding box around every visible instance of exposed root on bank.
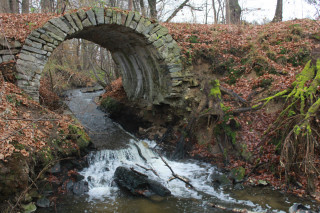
[254,53,320,193]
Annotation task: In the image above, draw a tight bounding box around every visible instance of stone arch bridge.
[14,8,187,105]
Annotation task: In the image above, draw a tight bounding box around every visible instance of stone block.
[165,34,173,43]
[31,31,40,38]
[19,53,36,62]
[105,16,111,24]
[21,50,47,60]
[156,27,168,38]
[142,23,156,35]
[64,14,79,31]
[94,8,105,25]
[86,9,97,25]
[112,11,117,24]
[106,8,113,17]
[40,33,54,43]
[121,13,127,25]
[77,10,87,21]
[150,25,162,35]
[0,56,2,64]
[22,45,47,55]
[43,45,53,52]
[133,11,141,22]
[25,39,42,49]
[82,19,92,28]
[129,21,138,30]
[28,35,46,44]
[153,38,165,48]
[37,28,46,34]
[136,17,146,33]
[0,49,19,55]
[2,55,15,62]
[71,13,83,30]
[125,11,134,27]
[45,43,56,48]
[46,31,64,42]
[47,52,51,57]
[147,33,158,44]
[49,17,71,33]
[42,22,66,41]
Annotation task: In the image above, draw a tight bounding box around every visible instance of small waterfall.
[80,139,258,210]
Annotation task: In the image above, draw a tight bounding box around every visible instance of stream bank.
[36,88,319,213]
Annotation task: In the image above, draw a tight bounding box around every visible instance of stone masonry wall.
[14,8,189,106]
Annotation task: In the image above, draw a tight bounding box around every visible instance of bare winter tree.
[165,0,190,23]
[0,0,19,13]
[148,0,157,19]
[226,0,241,24]
[22,0,29,13]
[272,0,283,22]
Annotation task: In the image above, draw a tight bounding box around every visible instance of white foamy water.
[80,139,263,210]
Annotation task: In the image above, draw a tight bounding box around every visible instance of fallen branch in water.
[130,167,148,178]
[133,143,147,162]
[135,164,159,177]
[158,154,194,189]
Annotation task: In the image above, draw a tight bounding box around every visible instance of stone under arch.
[16,8,183,105]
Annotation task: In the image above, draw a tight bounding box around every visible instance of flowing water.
[42,88,317,213]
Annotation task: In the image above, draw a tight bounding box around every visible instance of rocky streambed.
[35,88,319,213]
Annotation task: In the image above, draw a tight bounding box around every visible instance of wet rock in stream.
[114,166,171,197]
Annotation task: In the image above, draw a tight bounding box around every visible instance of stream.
[41,88,317,213]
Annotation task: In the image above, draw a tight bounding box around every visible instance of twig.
[130,167,148,178]
[231,103,264,115]
[158,154,194,189]
[220,86,248,105]
[135,164,159,177]
[133,143,147,162]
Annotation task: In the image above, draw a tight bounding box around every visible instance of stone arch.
[16,8,183,105]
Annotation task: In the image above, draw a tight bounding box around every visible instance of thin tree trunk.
[128,0,133,10]
[272,0,283,22]
[139,0,146,16]
[165,0,190,23]
[212,0,218,24]
[0,0,10,13]
[22,0,29,13]
[226,0,241,24]
[225,0,230,24]
[148,0,157,20]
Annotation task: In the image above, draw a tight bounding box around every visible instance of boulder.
[36,197,51,208]
[114,166,171,197]
[289,203,316,213]
[72,180,89,195]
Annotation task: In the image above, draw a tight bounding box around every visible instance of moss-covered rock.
[100,96,123,115]
[68,124,91,150]
[229,166,246,183]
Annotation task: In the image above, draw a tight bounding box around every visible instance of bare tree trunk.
[10,0,19,13]
[272,0,283,22]
[226,0,241,24]
[212,0,218,24]
[41,0,53,12]
[148,0,157,19]
[22,0,29,13]
[0,0,10,13]
[128,0,133,10]
[165,0,190,23]
[139,0,146,16]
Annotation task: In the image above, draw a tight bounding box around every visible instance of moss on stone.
[68,124,90,150]
[209,80,221,99]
